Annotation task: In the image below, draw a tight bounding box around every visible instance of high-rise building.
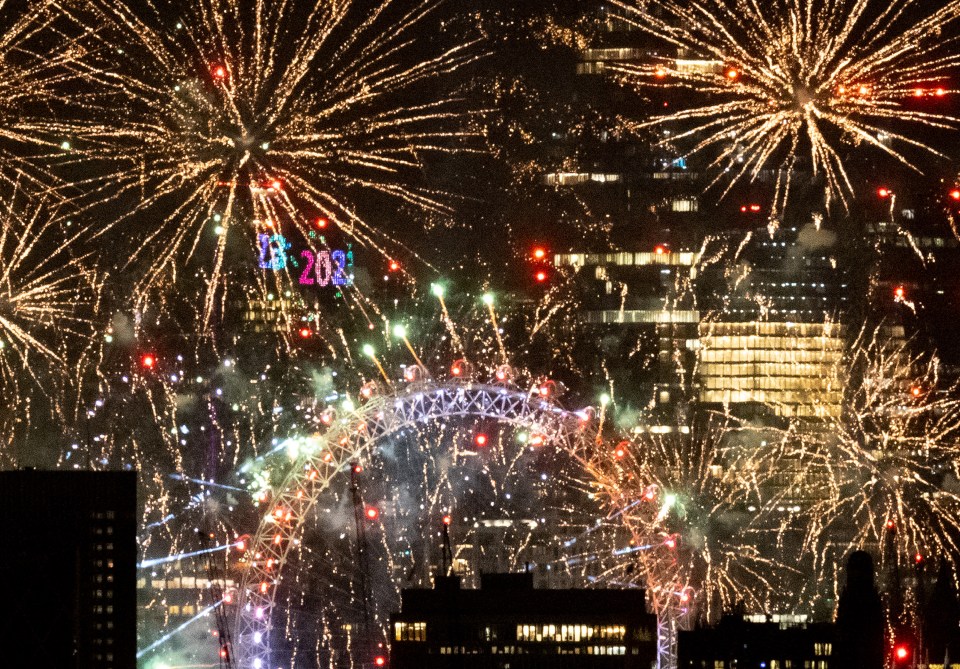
[0,470,136,669]
[389,572,658,668]
[677,614,835,669]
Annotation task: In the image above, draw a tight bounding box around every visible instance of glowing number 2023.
[258,233,288,271]
[299,250,350,287]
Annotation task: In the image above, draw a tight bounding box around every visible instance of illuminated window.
[671,198,699,212]
[394,621,426,642]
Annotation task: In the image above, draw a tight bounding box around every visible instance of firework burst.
[610,0,960,215]
[789,326,960,577]
[76,0,482,327]
[0,193,96,396]
[577,419,797,634]
[0,190,99,467]
[0,0,99,190]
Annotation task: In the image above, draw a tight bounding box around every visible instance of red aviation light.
[614,442,628,459]
[374,657,387,667]
[141,354,156,369]
[950,189,960,201]
[212,64,227,79]
[474,433,488,447]
[878,187,892,198]
[365,506,379,521]
[532,247,546,260]
[535,270,548,283]
[442,514,452,526]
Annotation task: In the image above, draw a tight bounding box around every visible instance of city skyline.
[2,1,960,668]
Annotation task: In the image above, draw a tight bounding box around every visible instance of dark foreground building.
[389,572,658,668]
[677,615,834,669]
[0,470,136,669]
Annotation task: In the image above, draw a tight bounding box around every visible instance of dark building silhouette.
[0,470,136,669]
[924,561,960,667]
[389,572,658,668]
[834,551,884,669]
[677,614,835,669]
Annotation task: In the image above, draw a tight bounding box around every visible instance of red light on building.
[894,285,905,299]
[878,187,891,198]
[894,644,910,662]
[614,444,627,459]
[442,514,452,526]
[936,88,947,97]
[886,519,897,530]
[474,433,488,447]
[654,67,667,78]
[644,490,656,501]
[915,552,924,564]
[212,65,227,79]
[365,506,379,521]
[529,433,545,447]
[299,327,312,338]
[535,271,548,283]
[388,260,400,271]
[316,217,328,228]
[268,179,282,191]
[451,365,462,377]
[914,88,925,97]
[141,354,156,369]
[750,204,761,212]
[374,656,387,667]
[911,385,922,397]
[664,537,677,549]
[726,68,739,80]
[950,189,960,201]
[654,245,666,255]
[532,247,546,260]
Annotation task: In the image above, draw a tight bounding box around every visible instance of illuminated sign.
[257,233,354,287]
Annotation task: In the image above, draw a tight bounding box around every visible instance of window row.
[516,624,626,643]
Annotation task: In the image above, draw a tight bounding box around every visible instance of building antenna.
[441,515,454,576]
[350,462,374,665]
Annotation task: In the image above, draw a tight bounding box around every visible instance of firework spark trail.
[610,0,960,215]
[0,0,107,192]
[571,417,800,647]
[0,192,97,439]
[74,0,484,329]
[784,325,960,579]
